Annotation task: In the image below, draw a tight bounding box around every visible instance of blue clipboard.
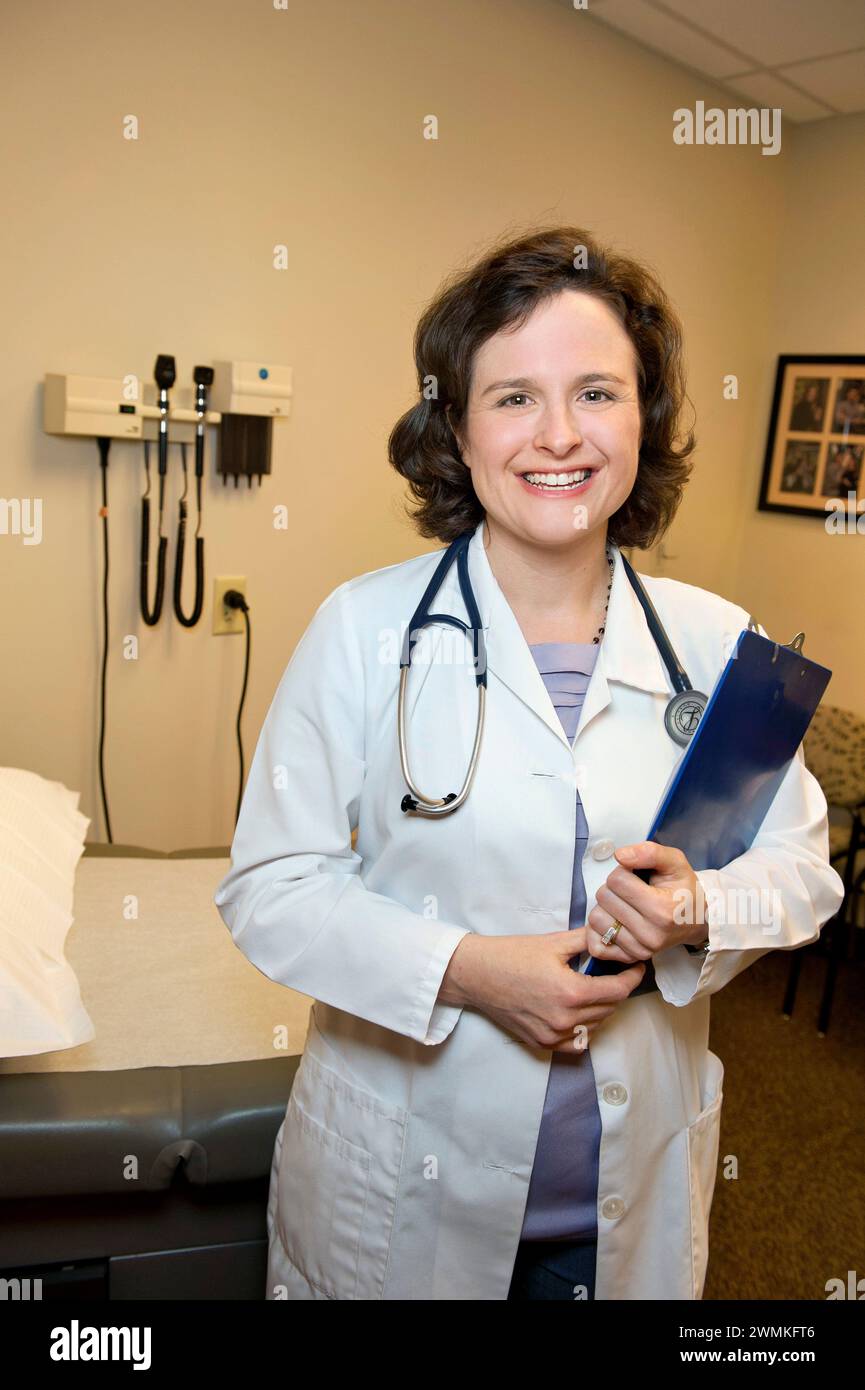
[580,626,832,990]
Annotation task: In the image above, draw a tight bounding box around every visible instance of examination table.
[0,846,311,1300]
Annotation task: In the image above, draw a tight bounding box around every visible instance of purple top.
[519,641,602,1243]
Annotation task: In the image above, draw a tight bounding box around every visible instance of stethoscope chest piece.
[664,688,709,747]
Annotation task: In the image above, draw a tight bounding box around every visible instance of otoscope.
[140,353,175,625]
[173,364,212,626]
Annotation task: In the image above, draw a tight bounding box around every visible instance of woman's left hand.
[587,842,708,962]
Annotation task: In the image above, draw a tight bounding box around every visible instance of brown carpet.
[703,943,865,1300]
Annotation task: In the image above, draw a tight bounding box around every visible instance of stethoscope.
[399,531,709,817]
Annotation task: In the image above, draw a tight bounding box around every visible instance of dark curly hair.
[387,225,696,549]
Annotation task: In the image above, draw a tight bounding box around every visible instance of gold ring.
[601,919,625,946]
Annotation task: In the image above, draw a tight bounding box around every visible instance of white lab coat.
[214,518,843,1301]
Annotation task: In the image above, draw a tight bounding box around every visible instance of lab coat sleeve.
[652,731,845,1007]
[213,580,472,1047]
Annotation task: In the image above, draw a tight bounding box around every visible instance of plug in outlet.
[214,577,248,635]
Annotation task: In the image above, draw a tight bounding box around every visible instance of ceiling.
[568,0,865,123]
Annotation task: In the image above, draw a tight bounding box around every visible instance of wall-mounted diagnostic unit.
[42,355,293,838]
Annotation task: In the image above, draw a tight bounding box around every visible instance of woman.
[214,227,843,1301]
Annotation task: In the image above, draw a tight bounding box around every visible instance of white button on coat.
[602,1083,628,1105]
[214,518,844,1301]
[591,837,616,860]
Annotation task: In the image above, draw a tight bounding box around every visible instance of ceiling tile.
[660,0,865,68]
[722,70,837,122]
[779,50,865,114]
[573,0,865,120]
[589,0,751,78]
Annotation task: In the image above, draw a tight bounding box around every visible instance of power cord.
[96,437,113,843]
[89,453,248,838]
[223,589,251,825]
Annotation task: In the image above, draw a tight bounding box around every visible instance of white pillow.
[0,768,95,1056]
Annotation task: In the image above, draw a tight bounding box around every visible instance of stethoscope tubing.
[399,531,705,815]
[399,533,487,814]
[618,551,693,696]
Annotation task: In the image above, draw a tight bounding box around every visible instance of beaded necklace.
[591,541,615,644]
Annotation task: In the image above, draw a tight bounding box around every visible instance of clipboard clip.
[748,616,806,662]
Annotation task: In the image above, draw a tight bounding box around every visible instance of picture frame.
[758,355,865,519]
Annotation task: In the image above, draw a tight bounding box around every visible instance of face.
[451,290,642,548]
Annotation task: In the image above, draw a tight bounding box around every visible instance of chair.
[782,703,865,1035]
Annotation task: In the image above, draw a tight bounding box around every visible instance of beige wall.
[734,110,865,713]
[0,0,858,848]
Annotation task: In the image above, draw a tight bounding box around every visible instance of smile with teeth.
[521,468,593,490]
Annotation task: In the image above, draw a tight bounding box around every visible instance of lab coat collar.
[463,517,672,749]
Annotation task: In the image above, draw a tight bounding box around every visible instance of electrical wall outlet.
[213,576,247,635]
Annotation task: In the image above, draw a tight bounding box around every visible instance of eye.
[496,387,617,408]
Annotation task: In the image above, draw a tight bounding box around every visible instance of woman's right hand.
[438,929,646,1054]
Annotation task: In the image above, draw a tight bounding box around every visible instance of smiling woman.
[388,225,698,648]
[217,223,842,1304]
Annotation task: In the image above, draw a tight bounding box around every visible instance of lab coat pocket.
[686,1049,724,1299]
[275,1049,407,1300]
